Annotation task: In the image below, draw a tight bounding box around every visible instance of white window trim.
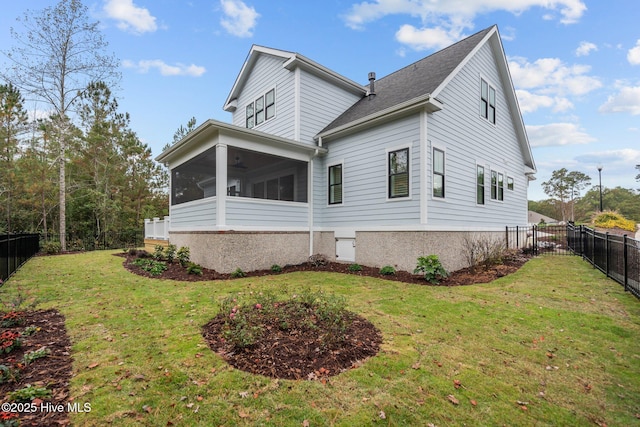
[327,160,344,207]
[386,144,412,202]
[431,144,446,201]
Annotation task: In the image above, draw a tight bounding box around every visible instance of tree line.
[0,0,167,249]
[530,167,640,224]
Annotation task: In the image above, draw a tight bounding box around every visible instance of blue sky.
[1,0,639,201]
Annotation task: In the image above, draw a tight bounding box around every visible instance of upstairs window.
[480,79,496,124]
[265,89,275,120]
[507,176,514,191]
[246,103,254,128]
[433,148,445,198]
[328,164,343,205]
[388,148,409,198]
[246,88,275,129]
[477,165,485,205]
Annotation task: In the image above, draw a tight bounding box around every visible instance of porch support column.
[216,143,228,227]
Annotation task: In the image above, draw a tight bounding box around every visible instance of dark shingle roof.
[319,26,494,135]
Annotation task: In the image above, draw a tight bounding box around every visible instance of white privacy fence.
[144,217,170,240]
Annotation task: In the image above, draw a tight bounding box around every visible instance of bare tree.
[2,0,120,250]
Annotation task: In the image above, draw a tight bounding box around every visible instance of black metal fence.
[506,224,640,299]
[567,223,640,298]
[505,225,571,255]
[0,234,40,282]
[41,230,144,252]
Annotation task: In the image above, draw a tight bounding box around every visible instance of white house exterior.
[156,25,536,274]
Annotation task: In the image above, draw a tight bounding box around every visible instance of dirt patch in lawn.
[0,309,72,426]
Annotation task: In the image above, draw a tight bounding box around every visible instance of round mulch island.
[202,303,382,380]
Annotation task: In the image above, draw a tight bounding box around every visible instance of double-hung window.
[328,164,343,205]
[388,148,409,198]
[246,88,275,129]
[433,148,445,198]
[480,79,496,124]
[490,170,504,201]
[476,165,485,205]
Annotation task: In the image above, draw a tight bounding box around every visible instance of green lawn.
[3,252,640,426]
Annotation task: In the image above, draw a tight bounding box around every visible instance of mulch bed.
[121,251,531,286]
[202,306,382,380]
[0,309,72,427]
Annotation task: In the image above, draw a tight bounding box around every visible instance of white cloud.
[122,59,206,77]
[575,149,640,167]
[599,86,640,115]
[628,40,640,65]
[342,0,586,51]
[220,0,259,38]
[103,0,158,34]
[395,24,460,51]
[516,90,573,113]
[509,56,601,113]
[526,123,596,147]
[575,41,597,57]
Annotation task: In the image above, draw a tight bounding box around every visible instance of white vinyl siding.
[226,198,308,227]
[426,42,528,227]
[170,198,216,229]
[315,116,421,227]
[232,54,295,140]
[298,70,362,143]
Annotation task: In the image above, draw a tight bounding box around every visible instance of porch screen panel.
[171,147,216,205]
[227,147,308,202]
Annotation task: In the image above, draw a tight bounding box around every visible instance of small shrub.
[153,244,165,260]
[592,210,637,232]
[270,264,282,273]
[177,246,191,267]
[379,265,396,275]
[21,325,39,336]
[231,268,246,278]
[186,262,203,276]
[414,255,448,284]
[132,258,167,276]
[0,410,19,426]
[0,364,19,384]
[308,254,328,268]
[348,263,363,272]
[0,331,21,354]
[43,241,61,255]
[0,311,24,328]
[22,346,51,366]
[164,244,177,263]
[462,233,507,271]
[8,384,52,402]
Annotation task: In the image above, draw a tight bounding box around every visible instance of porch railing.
[144,217,170,240]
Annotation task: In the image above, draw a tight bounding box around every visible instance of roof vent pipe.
[368,72,376,98]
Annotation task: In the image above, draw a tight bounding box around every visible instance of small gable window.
[388,148,410,199]
[480,78,496,124]
[246,88,275,129]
